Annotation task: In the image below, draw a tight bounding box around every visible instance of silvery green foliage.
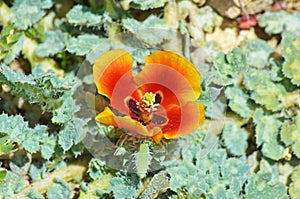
[129,0,168,10]
[240,39,273,69]
[281,113,300,158]
[282,34,300,86]
[259,11,300,35]
[66,5,102,26]
[66,34,102,56]
[212,48,248,86]
[10,0,53,30]
[35,30,68,57]
[253,109,284,160]
[225,87,252,118]
[122,15,173,46]
[46,178,73,199]
[243,68,286,111]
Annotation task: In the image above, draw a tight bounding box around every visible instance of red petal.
[93,49,140,113]
[162,102,205,139]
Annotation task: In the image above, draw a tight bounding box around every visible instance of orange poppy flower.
[93,49,205,143]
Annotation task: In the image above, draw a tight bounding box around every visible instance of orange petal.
[95,106,117,126]
[135,51,201,104]
[96,106,162,138]
[162,102,205,139]
[93,49,140,113]
[152,129,163,144]
[116,116,164,138]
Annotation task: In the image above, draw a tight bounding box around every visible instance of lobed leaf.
[0,64,73,110]
[46,178,73,199]
[66,5,102,26]
[0,171,25,198]
[66,34,102,56]
[222,123,248,156]
[281,34,300,86]
[289,167,300,199]
[87,158,106,180]
[244,68,286,111]
[258,11,300,35]
[240,39,273,69]
[10,0,53,30]
[281,114,300,158]
[245,172,288,199]
[225,86,252,118]
[0,113,50,154]
[107,172,140,199]
[122,15,173,46]
[26,189,45,199]
[58,118,89,151]
[213,48,248,86]
[253,109,284,160]
[129,0,168,10]
[35,30,68,57]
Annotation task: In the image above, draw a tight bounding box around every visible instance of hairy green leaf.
[222,123,248,156]
[129,0,168,10]
[66,5,102,26]
[88,158,106,180]
[0,113,49,153]
[245,172,288,199]
[244,68,286,111]
[27,189,45,199]
[281,114,300,158]
[122,15,173,46]
[66,34,101,56]
[240,39,273,68]
[46,178,73,199]
[108,172,140,199]
[0,64,73,110]
[29,160,47,182]
[225,86,252,118]
[253,109,284,160]
[58,118,88,151]
[35,30,68,57]
[10,0,53,30]
[289,168,300,199]
[0,171,25,198]
[259,11,300,35]
[221,158,249,195]
[282,34,300,86]
[213,48,248,86]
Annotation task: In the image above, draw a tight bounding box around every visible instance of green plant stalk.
[8,156,90,199]
[0,0,10,26]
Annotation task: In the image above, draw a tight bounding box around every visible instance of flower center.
[127,91,166,126]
